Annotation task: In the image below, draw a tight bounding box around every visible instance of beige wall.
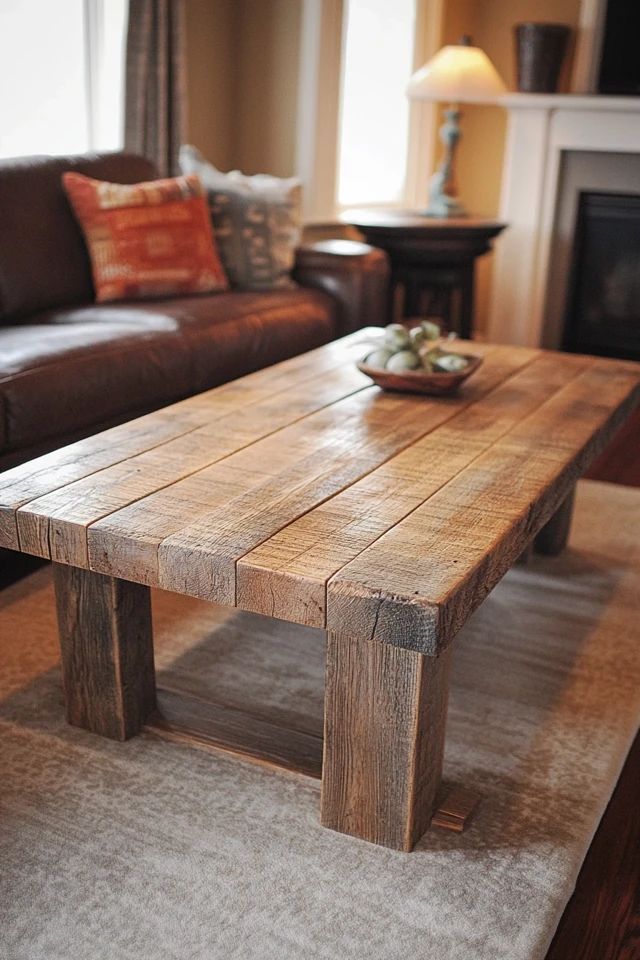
[184,0,301,176]
[184,0,238,171]
[235,0,301,177]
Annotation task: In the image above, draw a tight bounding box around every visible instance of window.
[0,0,128,160]
[296,0,438,221]
[336,0,417,207]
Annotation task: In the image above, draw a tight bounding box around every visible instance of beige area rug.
[0,479,639,960]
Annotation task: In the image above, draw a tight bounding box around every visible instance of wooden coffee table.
[1,330,638,850]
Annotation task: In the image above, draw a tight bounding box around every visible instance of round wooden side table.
[343,209,506,339]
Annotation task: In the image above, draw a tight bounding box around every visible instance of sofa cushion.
[62,171,228,302]
[0,316,193,453]
[108,288,338,392]
[0,287,337,454]
[0,152,157,322]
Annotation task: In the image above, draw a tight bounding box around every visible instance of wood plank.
[237,352,589,626]
[146,687,323,780]
[83,344,523,591]
[326,361,640,655]
[52,563,156,740]
[151,344,539,602]
[321,633,452,851]
[15,363,370,563]
[0,328,373,552]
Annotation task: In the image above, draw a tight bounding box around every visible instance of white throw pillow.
[179,145,302,290]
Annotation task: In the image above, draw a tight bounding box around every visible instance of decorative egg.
[409,326,427,347]
[420,320,441,341]
[364,347,394,369]
[386,350,421,372]
[383,323,411,350]
[425,348,445,364]
[433,353,469,373]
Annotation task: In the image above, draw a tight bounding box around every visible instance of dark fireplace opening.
[563,192,640,361]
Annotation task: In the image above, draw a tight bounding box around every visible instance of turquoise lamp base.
[423,107,467,219]
[423,191,467,219]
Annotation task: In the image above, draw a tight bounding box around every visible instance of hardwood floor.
[545,732,640,960]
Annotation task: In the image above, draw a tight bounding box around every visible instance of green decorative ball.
[383,323,411,350]
[386,350,421,372]
[364,347,394,369]
[433,353,469,373]
[409,326,427,347]
[420,320,441,341]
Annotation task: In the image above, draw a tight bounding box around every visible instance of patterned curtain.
[124,0,187,177]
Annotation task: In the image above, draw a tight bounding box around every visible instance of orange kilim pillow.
[62,172,229,302]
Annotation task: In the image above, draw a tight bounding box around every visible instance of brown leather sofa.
[0,151,389,475]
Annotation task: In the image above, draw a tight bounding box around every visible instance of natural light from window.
[0,0,127,160]
[337,0,416,207]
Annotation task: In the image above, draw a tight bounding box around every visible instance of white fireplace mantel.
[488,94,640,346]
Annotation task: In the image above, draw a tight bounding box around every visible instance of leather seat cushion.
[112,287,338,391]
[0,288,337,453]
[0,319,193,453]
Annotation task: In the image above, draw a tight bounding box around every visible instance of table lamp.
[407,36,506,218]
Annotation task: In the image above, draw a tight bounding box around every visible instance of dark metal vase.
[514,22,571,93]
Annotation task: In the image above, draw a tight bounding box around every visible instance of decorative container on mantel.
[514,22,571,93]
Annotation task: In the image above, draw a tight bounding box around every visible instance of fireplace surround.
[488,94,640,349]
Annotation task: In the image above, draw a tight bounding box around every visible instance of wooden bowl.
[357,354,483,396]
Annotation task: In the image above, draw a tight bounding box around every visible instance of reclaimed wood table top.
[1,330,639,656]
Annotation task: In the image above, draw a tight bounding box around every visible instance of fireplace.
[564,192,640,360]
[488,95,640,348]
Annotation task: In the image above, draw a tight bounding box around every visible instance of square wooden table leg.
[321,632,452,851]
[534,485,576,556]
[52,563,156,741]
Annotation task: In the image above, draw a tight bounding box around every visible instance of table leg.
[321,632,451,851]
[52,563,156,740]
[458,261,475,339]
[534,486,576,556]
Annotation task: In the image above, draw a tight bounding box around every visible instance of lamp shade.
[407,43,507,104]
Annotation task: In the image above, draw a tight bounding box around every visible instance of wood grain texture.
[15,363,370,565]
[321,633,452,851]
[146,687,323,779]
[88,344,522,596]
[327,361,640,654]
[237,351,585,625]
[154,375,497,602]
[53,563,156,740]
[0,329,372,554]
[534,485,576,556]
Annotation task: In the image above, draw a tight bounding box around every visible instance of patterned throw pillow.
[179,145,301,291]
[62,172,228,303]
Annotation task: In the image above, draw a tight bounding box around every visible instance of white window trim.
[83,0,128,152]
[296,0,443,223]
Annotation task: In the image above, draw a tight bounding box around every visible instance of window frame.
[295,0,444,223]
[0,0,127,161]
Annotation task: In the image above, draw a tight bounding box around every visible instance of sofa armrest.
[293,240,390,335]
